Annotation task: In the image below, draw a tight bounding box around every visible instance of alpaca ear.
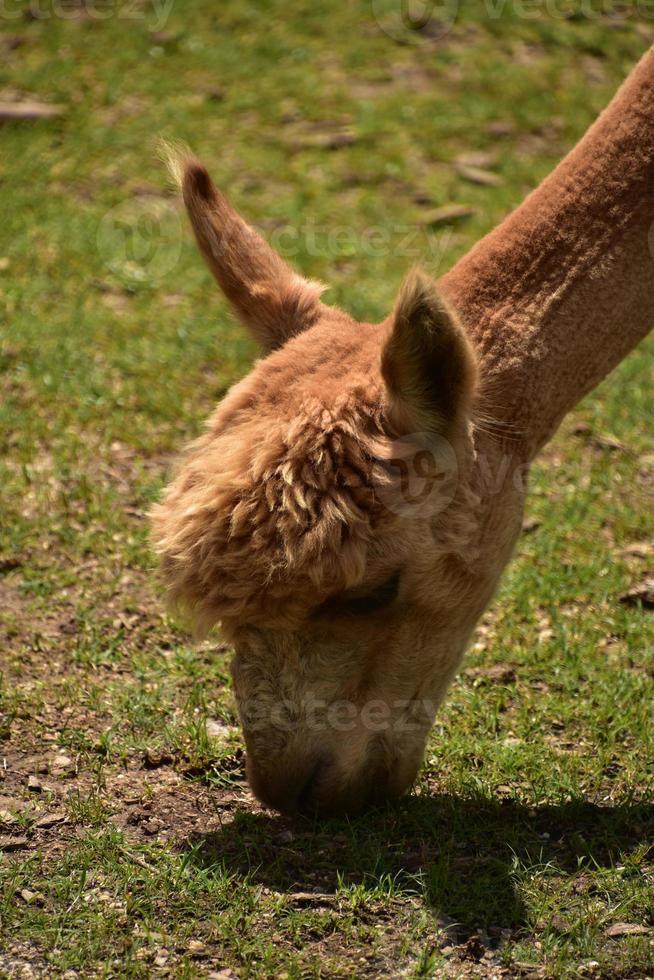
[381,270,477,436]
[168,150,326,352]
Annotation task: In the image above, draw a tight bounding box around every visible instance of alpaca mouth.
[296,757,330,814]
[292,745,398,817]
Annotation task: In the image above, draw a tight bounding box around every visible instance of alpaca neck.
[441,46,654,461]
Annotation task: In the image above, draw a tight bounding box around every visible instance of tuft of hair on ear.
[156,137,194,190]
[156,139,328,352]
[381,268,477,436]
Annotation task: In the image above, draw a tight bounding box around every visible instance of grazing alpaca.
[152,48,654,815]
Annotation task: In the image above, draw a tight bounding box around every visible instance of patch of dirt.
[0,945,52,980]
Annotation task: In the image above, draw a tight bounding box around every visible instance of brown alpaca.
[152,48,654,816]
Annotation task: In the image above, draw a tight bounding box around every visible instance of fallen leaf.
[522,516,542,534]
[0,100,65,120]
[143,748,173,769]
[289,891,337,905]
[618,541,652,560]
[455,150,499,169]
[36,811,67,828]
[206,718,238,739]
[619,579,654,609]
[26,775,42,793]
[295,129,356,150]
[588,432,626,452]
[464,663,516,685]
[419,204,478,227]
[0,835,29,851]
[605,922,650,938]
[187,939,208,957]
[456,164,503,186]
[19,888,43,904]
[142,817,165,836]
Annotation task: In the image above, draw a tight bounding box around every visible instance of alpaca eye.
[317,571,401,618]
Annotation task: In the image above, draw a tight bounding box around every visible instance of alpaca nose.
[247,752,394,817]
[296,759,328,813]
[247,754,333,816]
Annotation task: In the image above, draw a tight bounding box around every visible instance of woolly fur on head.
[151,148,480,640]
[151,375,400,636]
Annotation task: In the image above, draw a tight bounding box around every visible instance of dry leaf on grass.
[0,835,29,851]
[456,164,503,186]
[19,889,44,905]
[454,150,499,168]
[293,128,356,150]
[619,579,654,609]
[143,748,173,769]
[288,891,338,906]
[0,100,65,120]
[206,718,238,739]
[589,433,627,452]
[463,663,517,685]
[618,541,653,560]
[35,811,67,828]
[604,922,650,938]
[419,204,478,227]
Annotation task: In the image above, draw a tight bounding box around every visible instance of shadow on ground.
[184,792,654,934]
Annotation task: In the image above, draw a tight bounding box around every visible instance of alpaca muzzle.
[245,734,419,817]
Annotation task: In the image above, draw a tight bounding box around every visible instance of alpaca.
[152,48,654,816]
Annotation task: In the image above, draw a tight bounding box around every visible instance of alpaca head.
[151,157,483,815]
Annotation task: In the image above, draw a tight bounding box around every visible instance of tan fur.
[169,149,326,351]
[152,49,654,815]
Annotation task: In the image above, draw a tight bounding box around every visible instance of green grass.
[1,2,653,977]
